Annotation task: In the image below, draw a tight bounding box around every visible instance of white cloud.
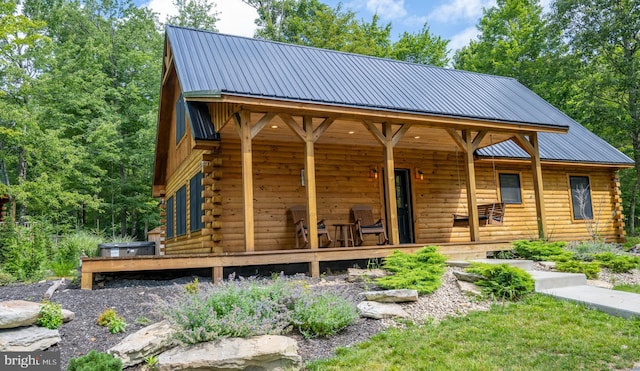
[365,0,407,20]
[448,26,480,52]
[428,0,495,24]
[144,0,258,37]
[217,0,258,37]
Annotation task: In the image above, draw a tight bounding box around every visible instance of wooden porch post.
[236,111,255,251]
[303,116,320,277]
[514,133,547,240]
[462,130,480,241]
[383,123,400,245]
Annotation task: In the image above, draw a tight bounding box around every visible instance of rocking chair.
[351,205,389,245]
[290,205,332,248]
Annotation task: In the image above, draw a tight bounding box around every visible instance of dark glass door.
[395,169,414,244]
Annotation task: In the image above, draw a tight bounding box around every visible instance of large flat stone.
[0,300,74,329]
[157,335,302,371]
[361,289,418,303]
[528,271,587,291]
[538,285,640,319]
[347,268,387,282]
[453,271,484,283]
[108,321,177,368]
[0,326,61,351]
[357,301,408,319]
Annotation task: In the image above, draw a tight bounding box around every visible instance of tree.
[389,23,449,67]
[553,0,640,233]
[166,0,219,31]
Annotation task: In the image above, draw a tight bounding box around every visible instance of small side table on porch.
[332,223,355,247]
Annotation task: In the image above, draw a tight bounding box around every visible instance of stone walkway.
[465,259,640,319]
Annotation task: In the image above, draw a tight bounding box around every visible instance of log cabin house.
[146,25,633,281]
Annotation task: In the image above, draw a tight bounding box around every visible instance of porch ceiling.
[217,113,513,152]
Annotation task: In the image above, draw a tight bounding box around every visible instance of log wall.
[203,138,621,253]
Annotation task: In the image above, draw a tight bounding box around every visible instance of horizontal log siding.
[164,149,212,255]
[214,139,619,252]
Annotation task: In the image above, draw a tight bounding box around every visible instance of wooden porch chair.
[290,205,332,248]
[351,205,389,245]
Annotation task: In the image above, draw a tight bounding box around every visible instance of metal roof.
[166,25,632,165]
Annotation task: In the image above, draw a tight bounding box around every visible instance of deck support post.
[212,266,223,283]
[236,111,255,251]
[303,116,319,248]
[462,130,480,241]
[81,272,93,290]
[382,122,400,245]
[514,133,547,240]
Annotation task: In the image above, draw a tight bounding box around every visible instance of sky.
[142,0,551,54]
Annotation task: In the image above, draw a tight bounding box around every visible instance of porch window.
[176,185,187,236]
[190,172,203,232]
[570,175,593,220]
[176,94,186,144]
[166,196,174,239]
[498,173,522,204]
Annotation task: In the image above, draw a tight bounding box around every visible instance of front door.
[394,169,414,244]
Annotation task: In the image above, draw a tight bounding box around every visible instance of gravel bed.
[0,265,638,369]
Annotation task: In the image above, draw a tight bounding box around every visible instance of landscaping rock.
[457,280,483,296]
[539,261,557,269]
[0,300,74,329]
[0,326,61,351]
[108,320,177,368]
[347,268,387,282]
[157,335,302,371]
[361,289,418,303]
[446,260,471,268]
[452,271,484,283]
[357,301,409,319]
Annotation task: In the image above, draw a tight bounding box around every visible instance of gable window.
[570,176,593,220]
[190,172,203,232]
[498,173,522,204]
[166,196,174,239]
[176,185,187,236]
[176,94,186,144]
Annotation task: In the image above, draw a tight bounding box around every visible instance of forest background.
[1,0,639,241]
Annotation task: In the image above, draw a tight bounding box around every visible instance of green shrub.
[67,350,122,371]
[466,263,534,301]
[0,270,16,286]
[97,308,127,333]
[291,292,358,338]
[593,253,640,273]
[36,301,63,329]
[49,258,76,277]
[0,223,54,282]
[511,240,572,262]
[621,236,640,251]
[613,284,640,294]
[375,246,446,294]
[184,277,200,294]
[56,230,104,260]
[555,260,600,279]
[565,241,622,261]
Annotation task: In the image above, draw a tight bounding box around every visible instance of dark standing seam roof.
[165,25,633,166]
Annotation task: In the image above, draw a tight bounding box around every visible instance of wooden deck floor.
[80,240,512,290]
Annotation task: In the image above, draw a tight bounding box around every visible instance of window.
[499,173,522,204]
[190,172,203,232]
[176,185,187,236]
[166,196,174,239]
[176,94,186,144]
[570,176,593,220]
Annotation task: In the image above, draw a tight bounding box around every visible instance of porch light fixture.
[271,125,279,129]
[415,168,424,181]
[348,131,355,134]
[369,167,378,180]
[414,136,421,139]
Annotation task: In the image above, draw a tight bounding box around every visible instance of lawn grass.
[308,295,640,370]
[614,284,640,294]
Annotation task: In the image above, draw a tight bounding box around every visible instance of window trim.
[568,174,594,222]
[166,196,174,239]
[176,185,187,236]
[497,172,523,206]
[190,172,203,232]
